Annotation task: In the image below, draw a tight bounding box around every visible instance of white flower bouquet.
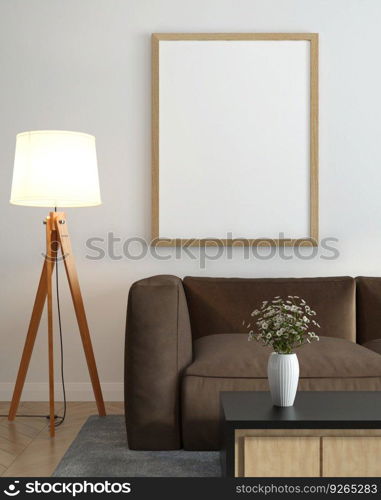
[244,296,320,354]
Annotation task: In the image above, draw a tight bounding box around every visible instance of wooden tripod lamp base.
[8,212,106,436]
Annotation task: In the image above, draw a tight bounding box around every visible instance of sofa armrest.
[125,275,192,450]
[356,277,381,345]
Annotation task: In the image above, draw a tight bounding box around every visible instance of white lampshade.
[10,130,101,207]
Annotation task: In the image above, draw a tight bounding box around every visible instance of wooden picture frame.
[152,33,319,247]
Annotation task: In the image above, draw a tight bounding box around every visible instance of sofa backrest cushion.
[183,276,356,342]
[356,277,381,345]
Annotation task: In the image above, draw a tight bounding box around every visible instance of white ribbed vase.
[267,352,299,407]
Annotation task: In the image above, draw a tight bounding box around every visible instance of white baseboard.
[0,382,124,402]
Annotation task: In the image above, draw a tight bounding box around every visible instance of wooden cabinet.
[236,431,381,477]
[221,392,381,478]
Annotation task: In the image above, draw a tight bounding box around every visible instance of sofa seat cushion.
[186,334,381,379]
[182,334,381,450]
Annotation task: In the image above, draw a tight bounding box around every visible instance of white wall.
[0,0,380,401]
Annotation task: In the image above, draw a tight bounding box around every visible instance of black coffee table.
[220,391,381,477]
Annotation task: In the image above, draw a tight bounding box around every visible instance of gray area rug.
[53,415,221,477]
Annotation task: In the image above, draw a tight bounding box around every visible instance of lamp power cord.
[54,238,67,427]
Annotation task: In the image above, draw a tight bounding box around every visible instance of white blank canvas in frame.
[157,38,315,242]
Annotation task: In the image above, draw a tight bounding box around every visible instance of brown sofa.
[125,275,381,450]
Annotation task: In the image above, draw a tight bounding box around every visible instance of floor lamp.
[8,130,106,437]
